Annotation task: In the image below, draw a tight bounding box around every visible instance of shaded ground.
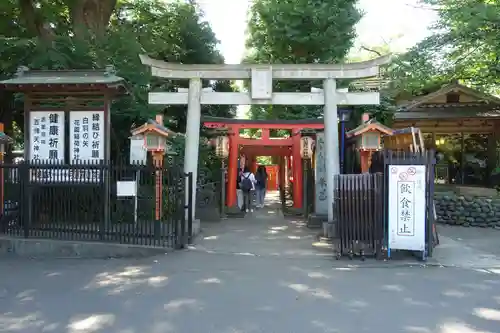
[2,192,500,332]
[1,253,500,333]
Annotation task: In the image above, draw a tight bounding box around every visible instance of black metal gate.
[0,161,192,248]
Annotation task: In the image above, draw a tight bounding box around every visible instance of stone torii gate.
[140,55,390,222]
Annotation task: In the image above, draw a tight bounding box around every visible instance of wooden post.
[251,155,258,173]
[226,129,238,207]
[153,152,164,220]
[360,150,370,173]
[292,130,303,208]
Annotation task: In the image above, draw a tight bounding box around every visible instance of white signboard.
[129,137,147,164]
[70,111,104,162]
[314,132,327,215]
[388,165,426,252]
[30,111,65,162]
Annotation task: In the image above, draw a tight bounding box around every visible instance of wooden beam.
[237,137,293,146]
[149,91,380,106]
[241,146,292,155]
[205,122,324,130]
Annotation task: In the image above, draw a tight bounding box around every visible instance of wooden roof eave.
[0,82,129,95]
[399,82,500,111]
[131,126,170,138]
[345,123,393,138]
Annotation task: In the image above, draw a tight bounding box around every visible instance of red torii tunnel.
[203,116,324,210]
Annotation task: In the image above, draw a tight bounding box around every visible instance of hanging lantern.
[215,136,229,158]
[300,136,314,159]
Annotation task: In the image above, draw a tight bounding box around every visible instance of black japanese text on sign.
[71,112,103,162]
[397,181,415,236]
[31,112,63,161]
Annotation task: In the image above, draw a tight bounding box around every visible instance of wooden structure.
[202,116,324,210]
[345,113,393,173]
[0,66,127,231]
[0,66,127,164]
[131,115,178,220]
[393,81,500,186]
[384,127,425,152]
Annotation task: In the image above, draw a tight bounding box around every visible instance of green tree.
[390,0,500,95]
[244,0,362,122]
[0,0,237,160]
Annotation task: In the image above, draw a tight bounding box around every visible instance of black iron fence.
[334,173,384,259]
[0,161,192,248]
[333,150,437,260]
[196,167,226,221]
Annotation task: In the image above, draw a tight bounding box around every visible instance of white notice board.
[70,111,104,162]
[388,165,426,252]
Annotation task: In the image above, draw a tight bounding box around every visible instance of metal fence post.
[187,172,193,244]
[19,162,30,238]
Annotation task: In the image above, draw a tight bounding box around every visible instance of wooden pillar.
[251,155,258,173]
[489,122,500,184]
[360,150,370,173]
[292,130,303,208]
[226,128,239,207]
[279,156,286,200]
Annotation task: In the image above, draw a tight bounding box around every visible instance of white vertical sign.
[30,111,65,162]
[388,165,426,251]
[314,132,327,215]
[70,111,104,162]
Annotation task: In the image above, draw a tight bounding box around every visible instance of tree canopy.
[389,0,500,96]
[0,0,237,159]
[244,0,362,121]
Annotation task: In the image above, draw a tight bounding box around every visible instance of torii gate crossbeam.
[140,54,390,223]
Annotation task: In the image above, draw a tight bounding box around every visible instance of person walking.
[240,166,256,213]
[255,165,268,208]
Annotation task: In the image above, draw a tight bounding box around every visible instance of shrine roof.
[202,116,324,125]
[345,118,393,138]
[0,131,13,143]
[131,119,182,138]
[0,66,127,93]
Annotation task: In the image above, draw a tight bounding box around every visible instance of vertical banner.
[388,165,426,251]
[314,132,327,215]
[70,111,104,162]
[30,111,65,162]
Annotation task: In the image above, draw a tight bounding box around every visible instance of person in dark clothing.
[236,169,243,210]
[240,166,256,212]
[255,166,268,208]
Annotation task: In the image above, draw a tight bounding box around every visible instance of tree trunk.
[18,0,54,41]
[67,0,117,39]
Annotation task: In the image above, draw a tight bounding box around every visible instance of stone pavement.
[1,242,500,332]
[190,193,329,259]
[434,224,500,269]
[2,192,500,332]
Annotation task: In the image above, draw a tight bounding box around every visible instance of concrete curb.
[0,236,172,259]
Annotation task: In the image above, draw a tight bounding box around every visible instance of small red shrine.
[203,116,324,210]
[345,113,393,173]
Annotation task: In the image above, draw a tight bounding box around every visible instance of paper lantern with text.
[300,137,314,159]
